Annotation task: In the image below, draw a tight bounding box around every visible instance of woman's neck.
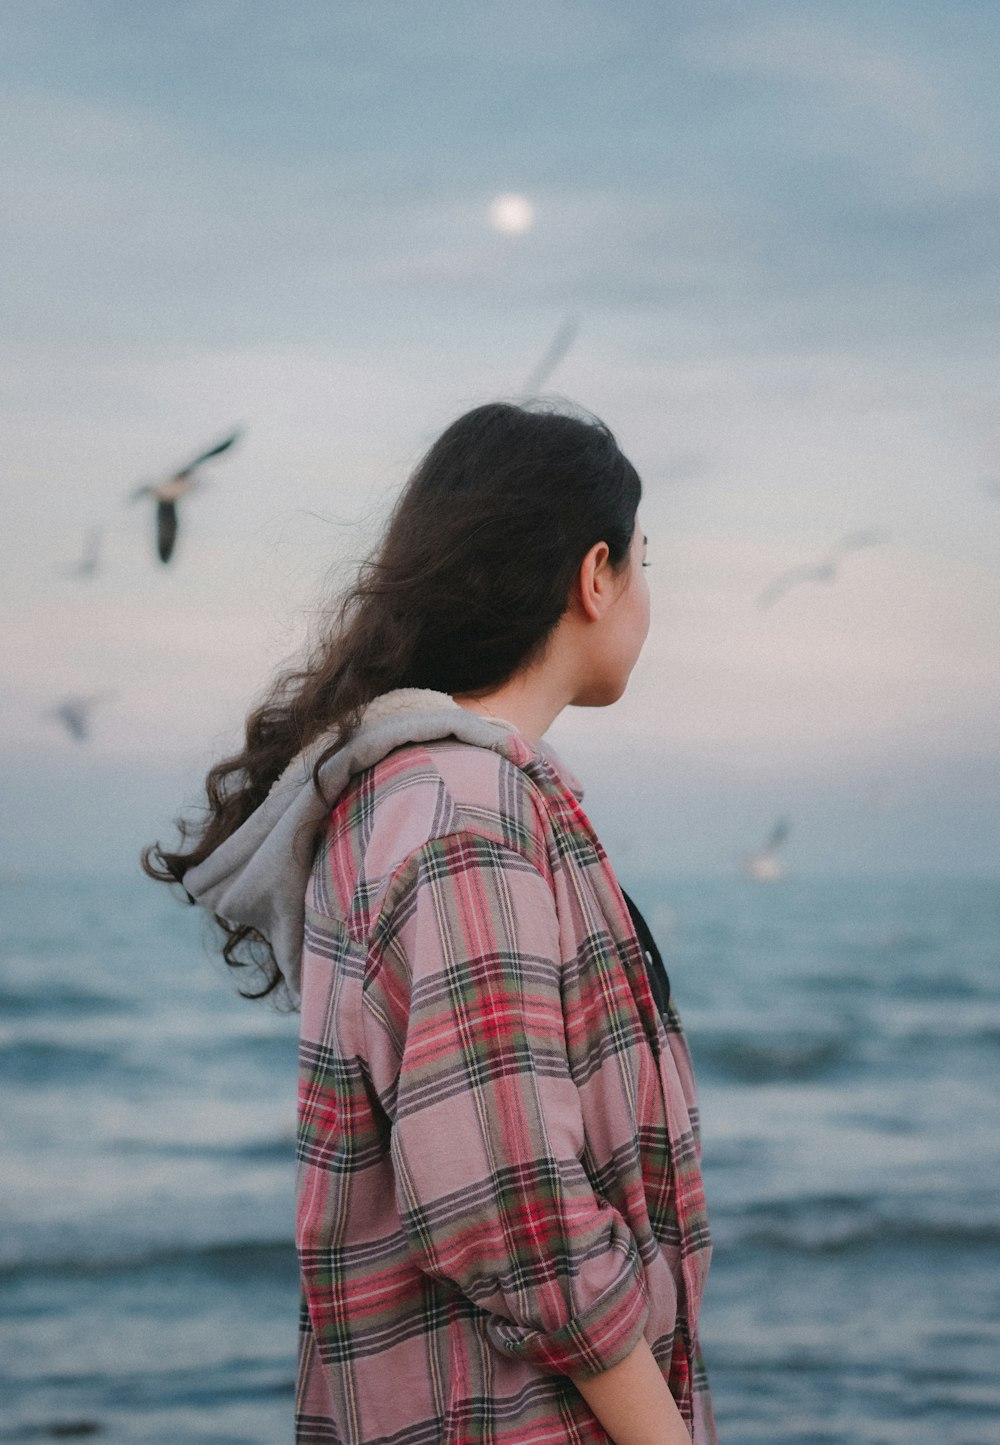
[452,670,569,747]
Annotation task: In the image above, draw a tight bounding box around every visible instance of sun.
[488,193,535,235]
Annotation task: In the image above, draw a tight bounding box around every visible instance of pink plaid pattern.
[295,731,715,1444]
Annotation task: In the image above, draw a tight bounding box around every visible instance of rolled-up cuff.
[485,1245,649,1378]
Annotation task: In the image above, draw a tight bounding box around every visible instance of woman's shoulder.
[370,735,553,861]
[315,737,554,932]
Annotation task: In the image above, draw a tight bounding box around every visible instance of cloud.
[3,3,999,365]
[685,13,989,199]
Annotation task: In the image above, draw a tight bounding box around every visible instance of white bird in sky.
[129,428,241,564]
[744,818,791,883]
[44,692,114,743]
[757,529,889,610]
[523,317,579,395]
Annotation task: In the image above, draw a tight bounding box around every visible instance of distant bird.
[45,692,114,743]
[67,527,102,579]
[523,317,579,394]
[757,529,889,610]
[744,818,790,883]
[130,428,241,563]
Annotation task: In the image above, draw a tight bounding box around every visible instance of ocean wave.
[184,1031,298,1064]
[0,985,132,1020]
[0,1039,132,1083]
[886,974,991,1001]
[694,1034,852,1082]
[713,1197,1000,1255]
[109,1134,295,1163]
[5,1423,103,1440]
[0,1236,296,1286]
[0,1040,161,1086]
[3,1360,296,1438]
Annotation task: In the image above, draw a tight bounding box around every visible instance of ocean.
[1,871,998,1443]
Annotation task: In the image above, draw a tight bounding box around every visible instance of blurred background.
[1,3,998,1442]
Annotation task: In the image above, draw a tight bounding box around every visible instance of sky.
[2,0,999,878]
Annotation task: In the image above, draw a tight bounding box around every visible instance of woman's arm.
[571,1336,691,1445]
[368,833,652,1378]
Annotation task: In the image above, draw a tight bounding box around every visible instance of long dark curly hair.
[143,400,642,996]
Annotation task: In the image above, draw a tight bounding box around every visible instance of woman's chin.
[571,677,629,708]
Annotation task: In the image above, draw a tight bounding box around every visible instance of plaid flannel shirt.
[295,729,715,1444]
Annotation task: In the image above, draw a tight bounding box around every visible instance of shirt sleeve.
[362,830,649,1378]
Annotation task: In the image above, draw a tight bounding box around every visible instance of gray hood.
[183,688,529,1001]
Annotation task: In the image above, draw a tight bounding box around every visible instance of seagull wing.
[523,318,579,395]
[757,564,829,609]
[50,701,87,741]
[173,428,241,480]
[157,499,179,563]
[47,691,114,742]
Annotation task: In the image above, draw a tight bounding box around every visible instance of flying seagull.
[45,692,114,743]
[67,527,102,579]
[744,818,790,883]
[757,529,889,610]
[130,428,241,564]
[523,317,579,394]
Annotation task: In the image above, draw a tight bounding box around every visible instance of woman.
[145,402,716,1445]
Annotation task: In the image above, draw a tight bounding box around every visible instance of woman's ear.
[576,540,613,622]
